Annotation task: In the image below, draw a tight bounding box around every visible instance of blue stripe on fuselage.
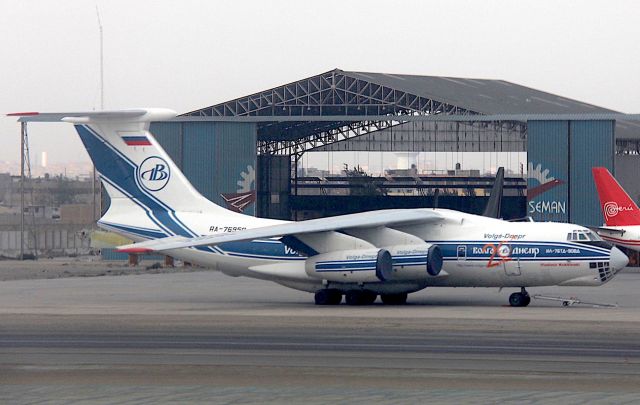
[435,241,609,261]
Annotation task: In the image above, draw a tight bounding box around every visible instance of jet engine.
[305,244,443,283]
[385,244,443,279]
[305,248,393,283]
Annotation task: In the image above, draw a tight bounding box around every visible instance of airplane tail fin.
[483,167,504,218]
[8,109,239,239]
[592,167,640,226]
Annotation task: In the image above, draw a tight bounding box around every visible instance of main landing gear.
[314,289,409,306]
[345,290,377,306]
[314,289,342,305]
[509,287,531,307]
[380,293,408,305]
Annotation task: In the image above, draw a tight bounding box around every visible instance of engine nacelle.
[385,244,443,280]
[305,248,393,283]
[305,244,443,283]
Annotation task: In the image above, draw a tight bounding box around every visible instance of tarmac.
[1,259,640,404]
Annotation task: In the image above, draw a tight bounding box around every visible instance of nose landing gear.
[509,287,531,307]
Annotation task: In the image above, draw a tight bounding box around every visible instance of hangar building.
[149,69,640,227]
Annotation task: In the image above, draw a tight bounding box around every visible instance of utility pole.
[97,6,104,110]
[19,121,37,259]
[20,122,25,260]
[93,6,104,221]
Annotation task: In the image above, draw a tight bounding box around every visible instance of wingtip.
[116,247,154,254]
[6,111,39,117]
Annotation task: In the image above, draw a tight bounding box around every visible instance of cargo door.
[504,257,521,276]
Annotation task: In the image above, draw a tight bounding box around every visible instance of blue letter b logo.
[138,157,171,191]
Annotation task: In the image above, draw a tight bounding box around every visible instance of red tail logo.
[592,167,640,226]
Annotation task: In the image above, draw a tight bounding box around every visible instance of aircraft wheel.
[345,290,377,305]
[380,293,408,305]
[509,292,531,307]
[314,289,342,305]
[359,291,377,305]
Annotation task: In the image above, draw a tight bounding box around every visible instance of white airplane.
[592,167,640,251]
[9,109,628,307]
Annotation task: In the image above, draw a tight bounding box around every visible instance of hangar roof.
[344,71,611,115]
[183,69,639,141]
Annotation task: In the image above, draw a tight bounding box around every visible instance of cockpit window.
[567,231,581,241]
[567,229,603,242]
[587,230,603,241]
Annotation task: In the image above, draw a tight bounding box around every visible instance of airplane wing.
[117,209,443,253]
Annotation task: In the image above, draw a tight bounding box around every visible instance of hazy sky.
[1,0,639,168]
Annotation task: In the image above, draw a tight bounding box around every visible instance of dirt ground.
[0,257,205,281]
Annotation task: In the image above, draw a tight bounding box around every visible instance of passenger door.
[457,245,467,261]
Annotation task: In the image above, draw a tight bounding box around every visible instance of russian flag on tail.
[122,135,152,146]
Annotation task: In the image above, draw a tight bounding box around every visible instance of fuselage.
[99,208,627,294]
[598,225,640,251]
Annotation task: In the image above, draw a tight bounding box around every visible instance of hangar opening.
[150,69,640,227]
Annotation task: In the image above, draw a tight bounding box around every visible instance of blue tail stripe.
[76,125,193,238]
[98,174,173,237]
[79,125,197,237]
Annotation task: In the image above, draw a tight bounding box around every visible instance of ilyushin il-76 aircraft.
[9,109,628,307]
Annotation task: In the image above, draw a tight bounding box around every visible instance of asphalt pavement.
[1,268,640,403]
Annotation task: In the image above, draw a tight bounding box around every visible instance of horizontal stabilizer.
[117,235,191,253]
[7,108,176,123]
[117,209,443,252]
[590,226,626,236]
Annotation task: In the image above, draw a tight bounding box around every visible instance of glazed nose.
[610,247,629,272]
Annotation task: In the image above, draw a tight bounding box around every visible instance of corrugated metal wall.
[150,121,257,216]
[152,122,183,167]
[257,155,291,219]
[527,120,614,226]
[0,227,92,257]
[615,155,640,205]
[527,121,569,222]
[569,120,614,226]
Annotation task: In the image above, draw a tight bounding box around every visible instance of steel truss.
[184,69,526,156]
[278,119,527,158]
[616,139,640,155]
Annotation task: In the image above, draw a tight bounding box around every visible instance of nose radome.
[610,247,629,272]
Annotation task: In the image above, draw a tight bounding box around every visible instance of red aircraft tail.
[592,167,640,226]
